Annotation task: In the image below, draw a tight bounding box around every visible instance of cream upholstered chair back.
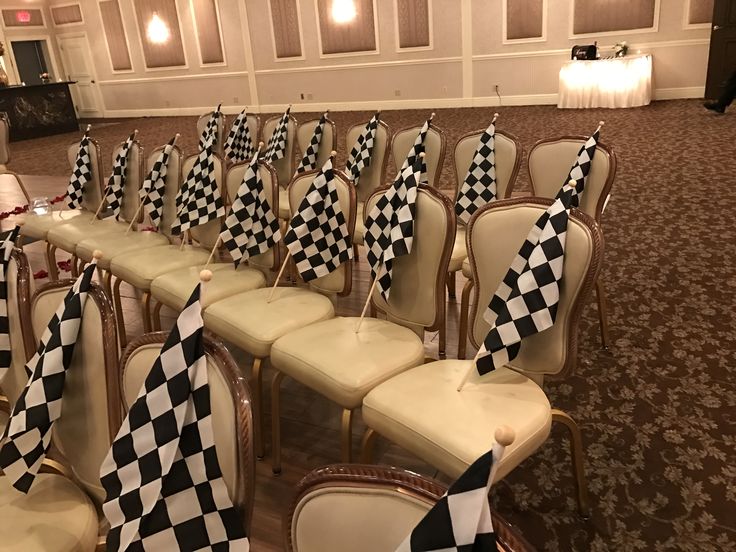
[346,120,391,204]
[66,136,104,214]
[391,124,446,189]
[528,136,616,222]
[31,280,121,506]
[146,143,183,240]
[224,160,281,272]
[0,112,10,167]
[288,167,356,296]
[120,333,255,533]
[367,185,454,333]
[182,152,225,249]
[245,114,261,146]
[468,198,603,378]
[111,139,144,224]
[296,116,336,172]
[1,248,35,407]
[453,129,523,213]
[263,113,298,188]
[197,111,227,158]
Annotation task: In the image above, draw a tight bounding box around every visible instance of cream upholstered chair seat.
[448,226,466,273]
[362,360,550,481]
[204,287,335,359]
[46,218,130,253]
[75,230,170,269]
[20,210,90,240]
[271,317,425,409]
[151,263,266,312]
[110,244,211,291]
[0,474,98,552]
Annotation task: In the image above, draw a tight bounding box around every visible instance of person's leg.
[705,69,736,113]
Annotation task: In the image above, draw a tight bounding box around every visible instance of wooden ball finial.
[16,219,25,227]
[259,141,265,148]
[568,179,577,188]
[494,425,516,447]
[598,120,605,127]
[330,150,337,157]
[199,269,213,282]
[419,152,426,158]
[494,112,500,117]
[92,249,103,260]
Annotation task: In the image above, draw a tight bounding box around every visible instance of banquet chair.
[20,136,104,280]
[349,119,392,249]
[0,113,30,207]
[119,332,255,543]
[361,198,603,517]
[391,122,446,189]
[109,153,225,345]
[203,168,356,459]
[197,110,227,158]
[46,138,145,274]
[269,185,454,472]
[263,112,299,191]
[528,136,616,349]
[286,464,533,552]
[0,279,121,551]
[149,161,281,323]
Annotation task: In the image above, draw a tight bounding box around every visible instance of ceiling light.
[147,13,170,44]
[331,0,357,24]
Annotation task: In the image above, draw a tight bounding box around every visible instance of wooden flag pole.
[180,232,188,250]
[266,251,291,303]
[205,236,222,267]
[126,133,180,235]
[199,269,212,305]
[13,219,24,246]
[91,128,139,225]
[492,112,499,124]
[595,120,605,133]
[457,350,480,392]
[354,268,381,333]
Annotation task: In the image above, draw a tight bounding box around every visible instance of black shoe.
[703,101,725,114]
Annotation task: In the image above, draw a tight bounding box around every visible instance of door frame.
[55,30,104,118]
[6,33,62,86]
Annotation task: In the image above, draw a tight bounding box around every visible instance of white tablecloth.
[558,54,652,109]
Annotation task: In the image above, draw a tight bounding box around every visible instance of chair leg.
[152,301,163,331]
[103,271,113,300]
[271,371,285,475]
[458,278,473,360]
[438,322,447,360]
[340,409,354,463]
[551,409,590,519]
[353,243,360,261]
[446,271,456,300]
[70,254,79,277]
[251,358,265,459]
[360,428,377,464]
[112,277,128,350]
[595,278,610,351]
[46,243,59,281]
[141,292,153,333]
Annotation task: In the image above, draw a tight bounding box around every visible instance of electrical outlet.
[394,89,401,97]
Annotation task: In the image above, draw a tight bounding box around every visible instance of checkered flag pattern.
[401,118,431,185]
[395,446,500,551]
[100,285,249,551]
[455,121,497,225]
[283,158,353,282]
[104,132,135,220]
[294,112,327,175]
[224,110,255,162]
[66,132,92,209]
[363,154,421,301]
[345,112,379,186]
[555,126,601,209]
[140,137,176,229]
[220,151,281,267]
[264,107,291,163]
[0,262,96,493]
[198,105,221,151]
[172,143,226,236]
[0,225,20,385]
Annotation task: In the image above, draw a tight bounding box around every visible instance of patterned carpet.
[6,100,736,551]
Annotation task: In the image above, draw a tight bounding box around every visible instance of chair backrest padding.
[2,249,35,407]
[453,129,522,211]
[31,281,121,505]
[367,185,455,332]
[67,137,104,213]
[182,153,225,249]
[224,161,281,272]
[391,124,446,189]
[111,139,144,223]
[147,144,183,239]
[119,333,255,532]
[197,112,227,158]
[297,117,337,172]
[468,198,603,377]
[262,114,298,188]
[288,168,356,296]
[528,136,616,222]
[346,120,391,204]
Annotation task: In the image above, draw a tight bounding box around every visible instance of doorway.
[9,40,54,85]
[704,0,736,99]
[56,34,103,118]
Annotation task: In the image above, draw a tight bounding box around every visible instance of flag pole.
[486,426,515,491]
[266,251,291,303]
[199,269,212,305]
[354,267,381,333]
[126,133,180,235]
[457,348,481,392]
[13,219,24,246]
[492,112,499,124]
[91,128,139,225]
[595,120,605,133]
[180,232,188,250]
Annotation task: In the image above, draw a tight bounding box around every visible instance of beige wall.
[0,0,714,115]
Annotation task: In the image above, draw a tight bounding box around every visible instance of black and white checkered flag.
[172,143,225,235]
[264,107,291,163]
[0,261,96,493]
[66,132,92,209]
[220,149,281,267]
[224,110,255,162]
[104,132,136,220]
[284,158,353,281]
[140,136,176,229]
[198,104,221,151]
[345,112,379,186]
[396,439,508,551]
[455,117,498,225]
[556,124,601,209]
[364,154,421,301]
[100,285,249,551]
[294,112,327,175]
[402,117,432,185]
[0,225,20,385]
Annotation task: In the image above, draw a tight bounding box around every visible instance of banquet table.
[558,54,652,109]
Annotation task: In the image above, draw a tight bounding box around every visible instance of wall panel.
[132,0,186,68]
[573,0,657,35]
[396,0,430,49]
[99,0,132,71]
[191,0,224,64]
[506,0,544,40]
[316,0,377,55]
[688,0,713,25]
[269,0,302,58]
[51,4,83,26]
